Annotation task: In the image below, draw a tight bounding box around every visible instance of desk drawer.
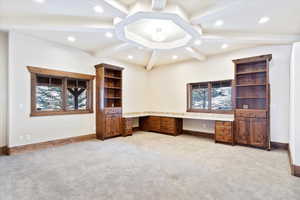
[215,121,232,127]
[215,121,233,144]
[104,108,122,114]
[235,109,267,118]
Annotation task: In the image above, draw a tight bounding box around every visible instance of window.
[28,66,94,116]
[187,80,233,113]
[191,83,209,110]
[36,76,63,111]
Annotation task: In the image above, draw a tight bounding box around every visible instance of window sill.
[187,109,234,114]
[30,110,94,117]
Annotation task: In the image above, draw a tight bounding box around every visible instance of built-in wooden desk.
[123,112,234,121]
[122,112,234,144]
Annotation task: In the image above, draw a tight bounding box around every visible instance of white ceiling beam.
[93,43,132,58]
[152,0,167,11]
[190,0,244,24]
[0,16,113,32]
[101,0,128,18]
[146,50,159,71]
[185,47,206,61]
[201,33,300,45]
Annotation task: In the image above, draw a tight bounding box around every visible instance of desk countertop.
[123,112,234,122]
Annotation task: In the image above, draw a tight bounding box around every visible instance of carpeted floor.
[0,131,299,200]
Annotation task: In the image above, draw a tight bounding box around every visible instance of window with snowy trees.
[28,66,94,116]
[187,80,233,113]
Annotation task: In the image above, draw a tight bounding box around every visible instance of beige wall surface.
[148,45,292,143]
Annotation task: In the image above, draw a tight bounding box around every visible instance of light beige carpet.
[0,131,299,200]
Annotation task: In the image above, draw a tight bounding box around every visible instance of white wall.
[289,43,300,165]
[93,58,149,114]
[8,32,96,147]
[0,32,8,147]
[6,32,292,147]
[7,32,149,147]
[148,45,291,143]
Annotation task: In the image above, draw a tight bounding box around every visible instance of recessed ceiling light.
[94,5,103,13]
[259,16,270,24]
[221,44,228,49]
[215,20,224,27]
[194,40,202,45]
[128,55,133,60]
[33,0,45,3]
[172,55,178,60]
[105,32,113,38]
[67,36,76,42]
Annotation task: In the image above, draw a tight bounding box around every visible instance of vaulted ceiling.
[0,0,300,70]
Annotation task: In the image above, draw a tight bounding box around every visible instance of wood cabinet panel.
[215,121,233,144]
[122,118,133,136]
[148,116,161,132]
[139,116,182,136]
[235,118,249,145]
[235,109,267,118]
[249,118,267,148]
[160,117,176,134]
[104,115,122,138]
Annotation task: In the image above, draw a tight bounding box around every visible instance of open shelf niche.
[235,59,269,110]
[104,68,122,108]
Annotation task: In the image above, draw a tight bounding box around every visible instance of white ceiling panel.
[0,0,299,68]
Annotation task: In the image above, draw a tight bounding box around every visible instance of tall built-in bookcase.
[233,55,272,149]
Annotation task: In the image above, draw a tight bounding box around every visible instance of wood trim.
[95,63,124,71]
[232,54,272,64]
[270,142,288,150]
[30,110,93,117]
[62,78,68,111]
[288,145,300,177]
[27,66,95,80]
[187,79,234,114]
[7,134,96,155]
[183,130,214,139]
[188,79,234,85]
[294,165,300,177]
[0,146,8,155]
[29,68,94,117]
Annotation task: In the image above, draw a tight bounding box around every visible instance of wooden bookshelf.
[233,54,272,150]
[95,64,124,140]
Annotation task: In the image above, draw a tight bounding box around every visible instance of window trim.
[28,66,95,117]
[187,79,234,114]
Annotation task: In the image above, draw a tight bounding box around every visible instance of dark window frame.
[187,79,234,114]
[28,66,95,117]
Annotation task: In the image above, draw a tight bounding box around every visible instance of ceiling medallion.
[115,9,202,50]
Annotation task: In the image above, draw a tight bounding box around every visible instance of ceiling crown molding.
[152,0,167,10]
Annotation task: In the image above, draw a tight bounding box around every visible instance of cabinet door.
[148,116,161,132]
[160,117,176,134]
[112,115,122,137]
[235,118,249,145]
[249,118,267,148]
[105,116,113,138]
[139,117,149,131]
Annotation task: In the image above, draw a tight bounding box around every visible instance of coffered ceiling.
[0,0,299,70]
